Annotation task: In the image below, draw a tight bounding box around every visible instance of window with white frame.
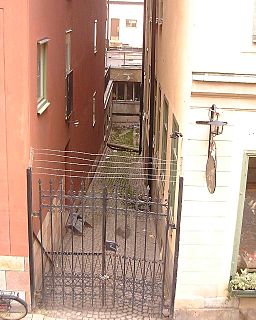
[93,91,96,126]
[94,20,98,54]
[37,39,49,114]
[65,30,72,75]
[126,19,137,28]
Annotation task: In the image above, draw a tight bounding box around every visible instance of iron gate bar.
[151,192,160,309]
[141,189,149,312]
[59,178,65,306]
[131,191,138,313]
[169,176,183,320]
[91,182,95,306]
[49,179,55,304]
[101,187,107,306]
[27,167,35,309]
[122,189,128,306]
[70,182,75,308]
[81,182,85,308]
[38,179,45,305]
[113,187,118,307]
[161,191,171,316]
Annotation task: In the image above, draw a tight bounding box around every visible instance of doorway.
[110,18,120,41]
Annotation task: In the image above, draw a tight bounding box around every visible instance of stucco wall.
[0,0,30,257]
[177,76,256,306]
[109,2,144,48]
[175,0,256,308]
[29,0,106,154]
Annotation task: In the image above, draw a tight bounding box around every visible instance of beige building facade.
[143,0,256,318]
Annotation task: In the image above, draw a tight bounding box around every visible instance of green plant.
[230,269,256,290]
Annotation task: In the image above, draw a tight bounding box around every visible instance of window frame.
[94,19,98,54]
[65,30,72,76]
[126,19,137,28]
[37,38,50,115]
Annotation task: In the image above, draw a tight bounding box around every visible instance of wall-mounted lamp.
[67,120,79,127]
[196,104,227,194]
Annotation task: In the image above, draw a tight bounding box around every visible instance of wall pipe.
[148,0,157,194]
[139,0,147,154]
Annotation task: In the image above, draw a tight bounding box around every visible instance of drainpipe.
[148,0,157,194]
[106,0,110,50]
[139,0,147,155]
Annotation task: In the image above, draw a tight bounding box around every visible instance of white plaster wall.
[191,0,256,73]
[173,0,256,306]
[176,91,256,305]
[109,3,144,48]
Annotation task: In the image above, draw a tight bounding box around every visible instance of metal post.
[169,177,183,320]
[27,167,35,309]
[101,186,108,306]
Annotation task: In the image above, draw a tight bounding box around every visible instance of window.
[37,38,50,114]
[127,82,133,100]
[93,91,96,126]
[65,30,72,75]
[94,20,98,54]
[117,82,125,100]
[134,82,141,101]
[65,31,73,119]
[113,81,141,101]
[126,19,137,28]
[160,97,169,182]
[66,71,73,120]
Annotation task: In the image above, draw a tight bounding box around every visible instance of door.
[110,18,120,40]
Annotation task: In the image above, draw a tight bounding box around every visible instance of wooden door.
[110,18,120,40]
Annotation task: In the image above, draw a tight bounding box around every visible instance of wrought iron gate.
[27,149,182,319]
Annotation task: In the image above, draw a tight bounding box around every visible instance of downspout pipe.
[148,0,157,194]
[139,0,147,155]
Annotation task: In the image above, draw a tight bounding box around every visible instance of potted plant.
[230,269,256,297]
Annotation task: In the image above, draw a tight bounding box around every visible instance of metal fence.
[27,147,182,319]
